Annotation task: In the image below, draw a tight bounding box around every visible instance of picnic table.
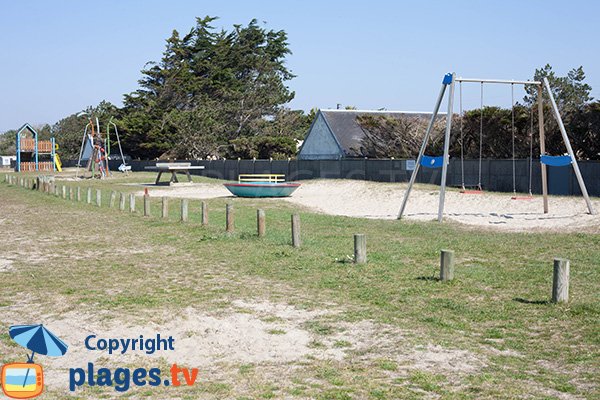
[145,162,205,185]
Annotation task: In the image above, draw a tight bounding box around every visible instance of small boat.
[224,174,301,198]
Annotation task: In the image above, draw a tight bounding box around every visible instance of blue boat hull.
[224,182,301,198]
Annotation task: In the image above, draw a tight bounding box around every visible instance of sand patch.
[0,258,14,272]
[400,344,485,374]
[0,299,398,392]
[137,179,600,232]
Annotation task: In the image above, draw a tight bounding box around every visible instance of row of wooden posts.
[4,174,305,249]
[3,174,571,303]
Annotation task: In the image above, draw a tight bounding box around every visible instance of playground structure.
[15,123,58,172]
[75,114,128,179]
[398,73,596,222]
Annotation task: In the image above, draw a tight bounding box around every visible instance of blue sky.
[1,0,599,132]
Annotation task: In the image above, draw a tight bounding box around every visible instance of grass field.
[0,172,598,399]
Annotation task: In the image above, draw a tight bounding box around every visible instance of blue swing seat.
[420,155,444,169]
[540,155,572,167]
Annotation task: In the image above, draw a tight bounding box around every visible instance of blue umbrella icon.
[9,324,68,387]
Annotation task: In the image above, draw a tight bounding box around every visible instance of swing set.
[75,113,129,179]
[456,80,536,198]
[399,72,596,222]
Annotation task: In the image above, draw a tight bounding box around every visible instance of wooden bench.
[238,174,285,183]
[145,162,205,185]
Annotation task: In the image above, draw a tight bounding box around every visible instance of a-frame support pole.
[543,78,595,215]
[75,124,90,179]
[537,84,549,213]
[398,73,451,219]
[437,73,456,222]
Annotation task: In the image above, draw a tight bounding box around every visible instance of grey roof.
[320,109,444,157]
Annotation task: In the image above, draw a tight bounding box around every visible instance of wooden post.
[62,185,67,199]
[144,194,150,217]
[257,209,266,237]
[226,203,234,233]
[87,188,92,204]
[129,194,136,213]
[76,186,81,202]
[201,201,208,226]
[96,189,102,207]
[552,258,570,303]
[291,214,301,248]
[69,186,74,201]
[180,199,188,222]
[440,250,455,282]
[161,197,168,218]
[109,191,116,208]
[538,84,549,214]
[354,234,367,264]
[49,182,54,195]
[119,192,125,211]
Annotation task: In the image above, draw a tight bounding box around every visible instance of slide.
[54,154,62,172]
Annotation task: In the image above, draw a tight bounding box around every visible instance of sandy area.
[0,298,483,393]
[139,179,600,232]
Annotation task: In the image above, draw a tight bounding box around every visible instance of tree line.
[1,17,312,160]
[358,65,600,160]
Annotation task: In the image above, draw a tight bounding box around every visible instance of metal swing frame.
[398,72,596,222]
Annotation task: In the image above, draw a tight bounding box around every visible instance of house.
[298,109,444,160]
